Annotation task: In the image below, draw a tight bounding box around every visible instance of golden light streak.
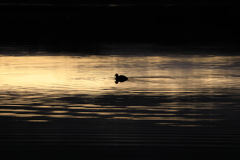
[0,55,240,95]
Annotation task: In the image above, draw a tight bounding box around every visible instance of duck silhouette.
[115,73,128,84]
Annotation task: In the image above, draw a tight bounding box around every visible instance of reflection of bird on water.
[115,73,128,84]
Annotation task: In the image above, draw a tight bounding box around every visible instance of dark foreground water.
[0,45,240,159]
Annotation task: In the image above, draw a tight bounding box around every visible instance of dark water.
[1,45,240,159]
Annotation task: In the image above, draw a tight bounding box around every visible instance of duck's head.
[115,73,118,77]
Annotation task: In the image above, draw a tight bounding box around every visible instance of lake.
[0,45,240,159]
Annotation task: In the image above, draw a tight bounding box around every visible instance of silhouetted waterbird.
[115,73,128,84]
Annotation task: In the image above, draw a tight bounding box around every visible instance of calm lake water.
[1,45,240,158]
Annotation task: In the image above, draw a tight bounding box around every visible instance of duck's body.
[115,73,128,84]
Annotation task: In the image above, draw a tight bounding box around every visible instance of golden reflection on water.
[0,55,240,127]
[1,55,240,93]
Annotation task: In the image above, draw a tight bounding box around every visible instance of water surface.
[1,47,240,158]
[1,53,240,125]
